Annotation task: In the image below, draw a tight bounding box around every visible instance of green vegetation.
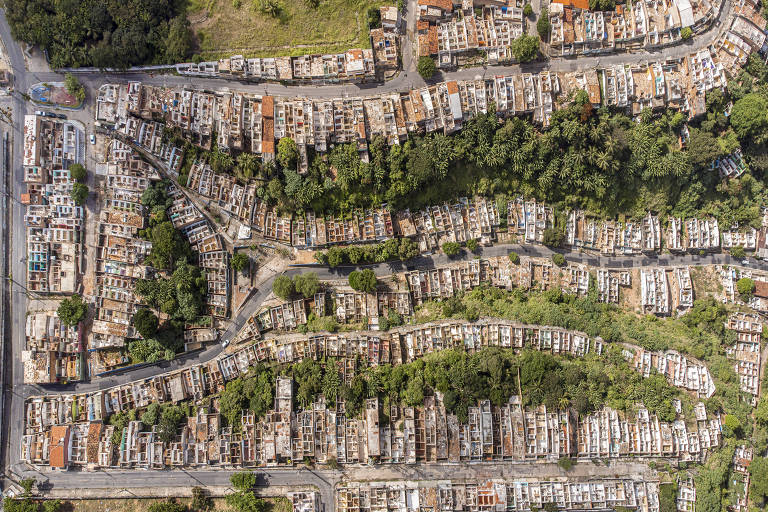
[70,182,88,205]
[589,0,615,10]
[132,308,159,339]
[5,0,192,68]
[523,3,533,16]
[552,253,566,267]
[348,268,377,292]
[64,73,85,103]
[736,277,755,299]
[417,56,437,80]
[466,238,479,253]
[231,252,250,273]
[231,471,257,491]
[681,26,693,40]
[508,252,520,264]
[557,457,575,471]
[658,482,678,512]
[148,500,187,512]
[537,8,551,40]
[57,294,87,326]
[511,34,539,63]
[730,245,746,259]
[315,238,419,266]
[139,403,189,443]
[189,0,387,60]
[135,259,208,322]
[219,364,275,426]
[293,272,320,298]
[272,274,295,300]
[69,163,86,182]
[442,241,462,257]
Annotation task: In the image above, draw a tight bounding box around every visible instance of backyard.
[188,0,389,59]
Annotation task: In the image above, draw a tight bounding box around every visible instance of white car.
[221,339,230,348]
[742,259,750,265]
[90,134,96,144]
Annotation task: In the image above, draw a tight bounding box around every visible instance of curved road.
[0,0,747,498]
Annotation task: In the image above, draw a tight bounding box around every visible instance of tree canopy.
[348,269,377,293]
[57,294,87,326]
[273,275,295,300]
[511,34,539,63]
[417,56,436,79]
[5,0,193,69]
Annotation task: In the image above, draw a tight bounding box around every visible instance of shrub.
[523,3,533,16]
[557,457,575,471]
[417,56,436,79]
[273,275,295,300]
[731,246,746,259]
[442,241,462,257]
[231,252,250,273]
[552,253,566,267]
[466,238,479,253]
[537,8,551,40]
[508,252,520,264]
[737,277,755,299]
[680,26,692,40]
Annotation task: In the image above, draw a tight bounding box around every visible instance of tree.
[42,500,63,512]
[326,247,344,267]
[3,499,38,512]
[757,397,768,426]
[523,3,533,16]
[237,153,259,180]
[511,34,539,63]
[231,471,257,491]
[273,274,295,300]
[750,457,768,505]
[133,308,159,339]
[226,491,267,512]
[231,252,250,273]
[58,294,87,326]
[164,16,193,64]
[69,163,86,182]
[680,26,692,40]
[417,56,436,80]
[19,478,35,496]
[542,228,564,247]
[537,8,551,40]
[349,269,377,293]
[64,73,85,102]
[367,6,381,28]
[730,93,768,141]
[552,253,566,267]
[277,137,298,170]
[70,182,88,205]
[294,272,320,298]
[466,238,479,253]
[442,241,461,257]
[737,277,755,299]
[146,222,192,270]
[730,246,746,259]
[508,252,520,264]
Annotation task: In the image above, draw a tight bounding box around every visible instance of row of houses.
[337,478,662,512]
[22,311,82,384]
[725,312,763,404]
[548,0,722,57]
[22,115,85,294]
[625,348,717,398]
[166,182,230,317]
[22,381,720,469]
[90,143,158,354]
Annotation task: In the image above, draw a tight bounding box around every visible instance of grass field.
[188,0,390,59]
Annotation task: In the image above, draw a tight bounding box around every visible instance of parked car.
[34,110,44,116]
[89,134,96,144]
[55,113,66,119]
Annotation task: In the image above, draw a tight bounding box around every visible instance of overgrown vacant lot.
[189,0,387,59]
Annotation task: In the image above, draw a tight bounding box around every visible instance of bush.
[133,308,159,339]
[731,246,746,259]
[680,26,692,40]
[511,34,539,63]
[466,238,479,253]
[557,457,575,471]
[64,73,85,102]
[349,269,377,293]
[273,275,295,300]
[442,241,462,257]
[231,471,257,491]
[70,182,89,205]
[552,253,566,267]
[523,3,533,16]
[537,8,551,40]
[508,252,520,264]
[737,277,755,299]
[294,272,320,298]
[69,163,86,182]
[231,252,250,273]
[417,56,436,79]
[57,294,87,326]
